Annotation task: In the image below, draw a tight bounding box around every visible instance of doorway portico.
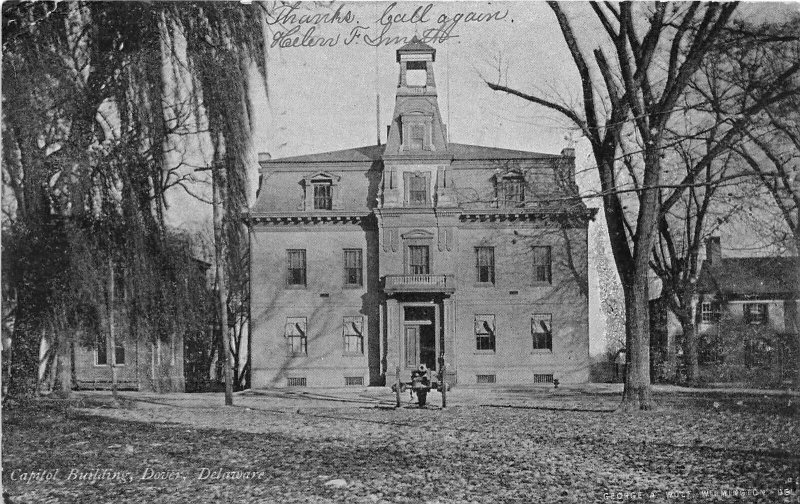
[383,293,455,382]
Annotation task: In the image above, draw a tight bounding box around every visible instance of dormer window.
[409,124,425,150]
[313,183,332,210]
[302,172,340,211]
[505,179,524,206]
[496,173,525,208]
[400,114,432,152]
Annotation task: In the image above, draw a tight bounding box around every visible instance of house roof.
[697,257,799,298]
[259,143,560,165]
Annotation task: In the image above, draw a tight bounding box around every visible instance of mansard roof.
[697,256,799,299]
[259,143,560,165]
[262,145,384,164]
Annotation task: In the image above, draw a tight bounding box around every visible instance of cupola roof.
[396,35,436,62]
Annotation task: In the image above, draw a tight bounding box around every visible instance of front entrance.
[403,305,437,371]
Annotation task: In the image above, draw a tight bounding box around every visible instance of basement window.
[476,374,496,384]
[345,376,364,386]
[287,377,307,387]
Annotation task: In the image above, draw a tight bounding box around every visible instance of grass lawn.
[2,389,799,503]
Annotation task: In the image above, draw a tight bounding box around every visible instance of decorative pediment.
[302,171,341,185]
[493,168,525,181]
[401,229,434,240]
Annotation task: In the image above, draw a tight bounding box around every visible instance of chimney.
[558,147,576,186]
[706,236,721,265]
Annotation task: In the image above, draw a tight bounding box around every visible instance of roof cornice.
[460,208,597,223]
[245,211,373,225]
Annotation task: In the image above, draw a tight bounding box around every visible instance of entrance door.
[404,326,419,368]
[403,305,438,371]
[418,323,436,370]
[404,323,436,371]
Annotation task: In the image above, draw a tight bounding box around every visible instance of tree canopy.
[2,1,268,397]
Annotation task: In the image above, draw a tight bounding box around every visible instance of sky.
[165,1,799,355]
[255,2,576,156]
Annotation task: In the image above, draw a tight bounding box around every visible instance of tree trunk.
[7,324,41,399]
[621,281,652,410]
[665,320,677,383]
[107,257,119,403]
[619,147,661,411]
[36,336,54,396]
[54,338,72,397]
[794,231,800,389]
[151,342,158,393]
[231,323,241,391]
[212,160,233,406]
[681,316,700,387]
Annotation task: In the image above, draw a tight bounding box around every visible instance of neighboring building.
[697,238,798,335]
[72,258,213,392]
[694,238,798,380]
[652,237,799,384]
[73,328,185,392]
[247,38,595,388]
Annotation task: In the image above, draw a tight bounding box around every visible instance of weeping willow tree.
[2,1,266,402]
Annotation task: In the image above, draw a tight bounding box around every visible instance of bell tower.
[383,37,449,157]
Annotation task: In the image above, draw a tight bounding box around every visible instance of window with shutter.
[343,316,364,354]
[475,315,496,351]
[532,314,553,351]
[285,317,307,355]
